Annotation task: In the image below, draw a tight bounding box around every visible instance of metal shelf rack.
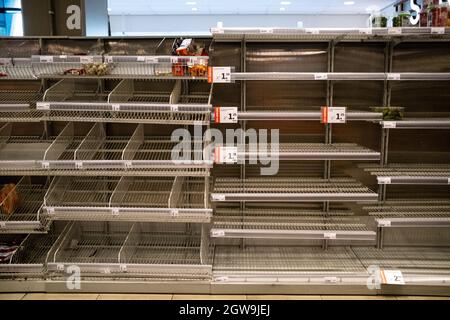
[233,143,380,161]
[46,221,212,280]
[230,72,450,81]
[0,88,44,123]
[42,176,211,223]
[210,207,375,241]
[238,110,382,122]
[105,55,209,77]
[0,224,68,278]
[0,58,35,80]
[0,122,212,177]
[0,177,50,234]
[31,55,103,77]
[381,119,450,129]
[211,177,379,202]
[212,246,369,283]
[364,200,450,228]
[352,247,450,283]
[361,164,450,185]
[211,27,450,41]
[37,79,212,125]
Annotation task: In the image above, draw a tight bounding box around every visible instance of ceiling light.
[192,7,198,11]
[344,1,355,5]
[186,1,197,5]
[280,7,286,11]
[280,1,291,4]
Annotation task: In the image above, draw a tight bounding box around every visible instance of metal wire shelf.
[211,207,375,241]
[364,200,450,228]
[231,72,450,81]
[105,55,209,77]
[233,143,380,161]
[31,55,103,77]
[37,79,212,125]
[212,246,369,283]
[46,222,212,280]
[352,247,450,274]
[0,177,50,234]
[381,119,450,129]
[0,225,68,278]
[211,177,379,202]
[43,176,211,223]
[0,89,44,122]
[0,58,36,79]
[0,122,212,177]
[211,27,450,42]
[361,164,450,185]
[238,110,382,122]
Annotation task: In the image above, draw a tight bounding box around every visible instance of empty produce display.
[0,27,450,296]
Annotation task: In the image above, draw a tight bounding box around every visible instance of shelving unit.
[211,207,375,241]
[0,177,49,233]
[238,110,382,121]
[0,122,212,176]
[364,200,450,228]
[234,143,380,161]
[361,164,450,185]
[36,79,212,125]
[46,222,212,280]
[0,224,68,278]
[211,27,450,41]
[0,33,449,295]
[43,176,211,223]
[211,178,379,202]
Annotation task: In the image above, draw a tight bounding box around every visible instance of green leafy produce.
[373,107,404,120]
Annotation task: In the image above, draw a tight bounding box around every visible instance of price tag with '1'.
[214,146,238,164]
[321,107,346,124]
[214,107,238,123]
[208,67,232,83]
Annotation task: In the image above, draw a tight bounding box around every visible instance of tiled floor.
[0,294,449,300]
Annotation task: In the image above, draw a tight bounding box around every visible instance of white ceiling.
[107,0,395,15]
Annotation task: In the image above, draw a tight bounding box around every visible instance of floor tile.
[22,293,99,300]
[247,295,321,300]
[0,293,26,300]
[97,294,173,300]
[173,295,246,300]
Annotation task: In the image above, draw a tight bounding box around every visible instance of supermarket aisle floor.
[1,294,450,300]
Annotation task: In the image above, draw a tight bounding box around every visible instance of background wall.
[109,14,371,36]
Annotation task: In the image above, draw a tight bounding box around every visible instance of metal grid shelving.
[0,177,49,234]
[0,58,35,80]
[210,207,375,241]
[43,176,211,223]
[382,119,450,129]
[231,72,450,81]
[361,164,450,185]
[238,110,382,122]
[46,222,212,280]
[211,177,379,202]
[211,27,450,41]
[105,55,209,78]
[37,79,212,125]
[364,200,450,228]
[212,246,369,283]
[234,143,380,161]
[0,225,67,278]
[352,247,450,274]
[0,89,43,122]
[31,55,103,77]
[0,122,212,177]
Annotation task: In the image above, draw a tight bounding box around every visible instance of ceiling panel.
[108,0,394,15]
